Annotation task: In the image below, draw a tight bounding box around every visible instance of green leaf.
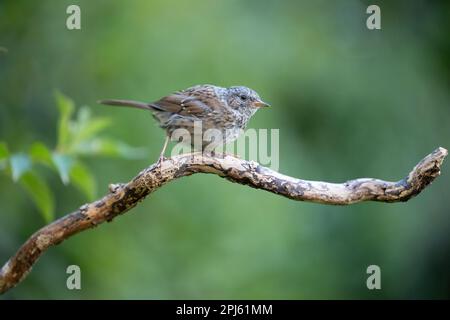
[0,142,8,170]
[55,91,75,152]
[0,142,8,159]
[76,117,111,143]
[30,142,53,166]
[52,153,74,185]
[69,106,112,150]
[10,153,32,182]
[20,171,55,223]
[70,161,97,200]
[77,105,91,124]
[75,139,148,159]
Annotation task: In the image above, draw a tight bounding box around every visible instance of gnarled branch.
[0,147,447,294]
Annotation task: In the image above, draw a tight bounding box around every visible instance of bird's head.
[226,86,270,111]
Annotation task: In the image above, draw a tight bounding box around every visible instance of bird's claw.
[155,156,167,167]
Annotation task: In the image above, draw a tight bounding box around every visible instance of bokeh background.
[1,0,449,299]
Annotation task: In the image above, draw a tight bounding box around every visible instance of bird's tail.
[98,99,153,111]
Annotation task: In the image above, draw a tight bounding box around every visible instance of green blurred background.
[1,0,449,299]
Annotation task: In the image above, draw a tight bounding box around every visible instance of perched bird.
[99,84,270,162]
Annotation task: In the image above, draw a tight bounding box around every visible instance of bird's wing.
[150,85,221,117]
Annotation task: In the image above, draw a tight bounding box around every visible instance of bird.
[99,84,270,163]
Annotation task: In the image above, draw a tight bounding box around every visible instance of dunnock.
[99,84,269,161]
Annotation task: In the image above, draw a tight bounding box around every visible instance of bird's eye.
[239,95,247,101]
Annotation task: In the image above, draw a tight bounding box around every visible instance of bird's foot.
[200,149,215,158]
[155,155,167,168]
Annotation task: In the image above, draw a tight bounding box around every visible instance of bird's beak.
[253,100,270,108]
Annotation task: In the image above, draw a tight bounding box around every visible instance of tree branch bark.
[0,147,447,294]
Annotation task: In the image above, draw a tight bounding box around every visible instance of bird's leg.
[156,135,169,166]
[202,148,221,158]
